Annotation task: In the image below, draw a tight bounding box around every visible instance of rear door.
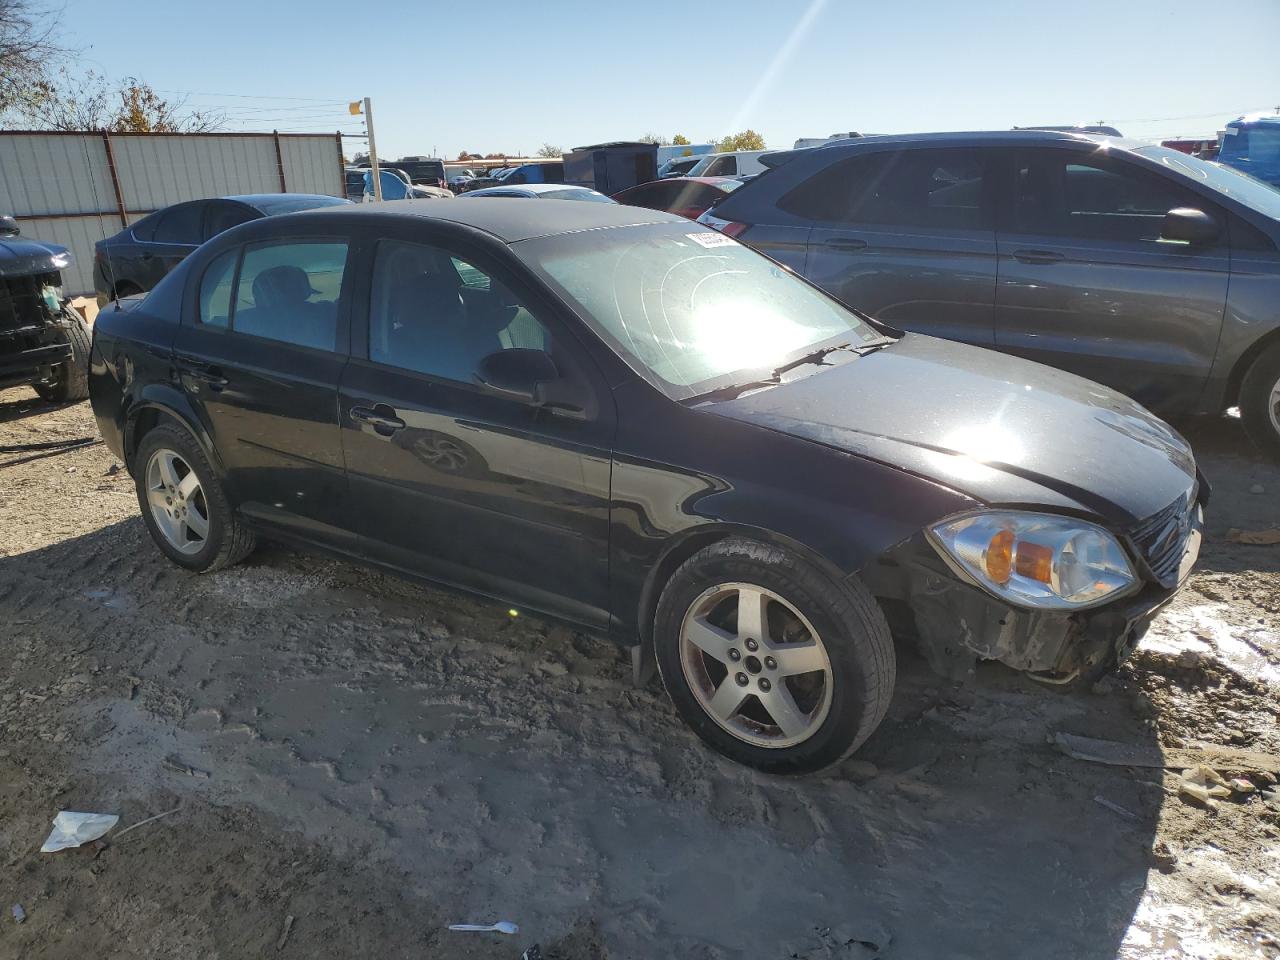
[173,236,356,549]
[797,146,999,344]
[993,148,1229,413]
[338,227,615,627]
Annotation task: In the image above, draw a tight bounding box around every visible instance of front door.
[173,237,355,548]
[338,231,615,627]
[994,148,1230,414]
[800,146,1000,344]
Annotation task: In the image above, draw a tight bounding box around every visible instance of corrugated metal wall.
[2,131,344,293]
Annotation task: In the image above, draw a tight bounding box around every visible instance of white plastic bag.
[40,811,119,853]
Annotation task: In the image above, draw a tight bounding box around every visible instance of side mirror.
[1162,207,1219,245]
[475,349,588,417]
[475,348,559,403]
[0,215,19,237]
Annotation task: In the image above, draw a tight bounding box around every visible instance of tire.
[33,311,91,402]
[132,423,255,572]
[654,538,895,774]
[1240,341,1280,460]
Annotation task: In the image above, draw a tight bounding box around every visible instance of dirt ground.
[0,386,1277,960]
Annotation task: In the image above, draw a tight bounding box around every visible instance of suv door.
[795,146,999,344]
[994,148,1230,414]
[338,229,615,628]
[173,237,356,548]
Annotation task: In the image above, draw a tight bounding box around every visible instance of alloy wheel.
[1269,374,1280,438]
[144,448,210,556]
[679,582,833,748]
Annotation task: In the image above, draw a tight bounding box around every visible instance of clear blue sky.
[63,0,1280,160]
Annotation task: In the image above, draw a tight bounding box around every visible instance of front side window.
[1014,151,1203,243]
[232,241,347,350]
[198,249,237,328]
[518,222,884,399]
[369,239,550,383]
[782,148,988,229]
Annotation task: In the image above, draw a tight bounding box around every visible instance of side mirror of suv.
[1162,207,1219,245]
[476,349,589,418]
[0,215,19,237]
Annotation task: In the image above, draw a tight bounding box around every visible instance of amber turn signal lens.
[985,529,1015,583]
[1015,541,1054,583]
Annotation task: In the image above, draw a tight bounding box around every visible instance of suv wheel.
[33,310,91,402]
[1240,341,1280,460]
[132,424,255,572]
[654,539,895,774]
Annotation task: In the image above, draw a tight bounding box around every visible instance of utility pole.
[351,97,383,201]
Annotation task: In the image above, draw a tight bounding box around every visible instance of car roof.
[289,196,679,242]
[224,193,345,207]
[814,130,1135,149]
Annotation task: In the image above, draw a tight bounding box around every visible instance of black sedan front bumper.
[866,512,1202,682]
[0,330,72,389]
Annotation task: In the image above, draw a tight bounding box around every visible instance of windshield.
[1134,144,1280,219]
[1217,123,1280,185]
[545,188,614,202]
[516,222,884,399]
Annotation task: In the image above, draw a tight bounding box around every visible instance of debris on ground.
[448,920,520,934]
[276,913,295,950]
[163,756,211,779]
[1094,795,1139,820]
[1225,527,1280,545]
[1150,840,1178,871]
[12,904,26,924]
[1053,732,1280,774]
[39,810,119,853]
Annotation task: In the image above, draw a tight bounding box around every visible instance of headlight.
[927,511,1137,610]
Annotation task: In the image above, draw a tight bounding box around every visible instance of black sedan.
[92,193,352,304]
[88,200,1205,773]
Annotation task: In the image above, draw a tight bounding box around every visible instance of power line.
[154,88,346,102]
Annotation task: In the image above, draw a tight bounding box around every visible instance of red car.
[611,176,743,220]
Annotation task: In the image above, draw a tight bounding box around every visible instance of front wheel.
[33,310,90,402]
[1240,342,1280,460]
[654,539,896,774]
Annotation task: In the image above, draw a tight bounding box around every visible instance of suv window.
[198,249,238,328]
[232,241,347,350]
[782,148,988,229]
[153,202,206,244]
[703,156,737,177]
[1013,150,1204,243]
[369,239,550,383]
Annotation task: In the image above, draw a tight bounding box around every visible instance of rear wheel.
[33,310,90,402]
[132,424,255,572]
[654,539,895,774]
[1240,342,1280,460]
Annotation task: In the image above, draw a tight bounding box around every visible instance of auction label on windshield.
[687,232,739,248]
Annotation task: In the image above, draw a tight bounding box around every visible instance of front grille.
[1129,487,1196,587]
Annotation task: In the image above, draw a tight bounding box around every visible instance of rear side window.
[198,249,237,328]
[204,203,256,240]
[153,202,206,244]
[231,241,347,351]
[1013,150,1209,244]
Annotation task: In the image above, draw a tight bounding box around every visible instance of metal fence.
[0,130,345,294]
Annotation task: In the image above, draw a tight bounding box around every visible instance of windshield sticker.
[687,232,738,248]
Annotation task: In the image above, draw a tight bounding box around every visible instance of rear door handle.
[175,355,229,389]
[1012,248,1064,264]
[823,237,868,252]
[349,402,406,436]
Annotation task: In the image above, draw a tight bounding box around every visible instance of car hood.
[706,333,1197,526]
[0,236,73,278]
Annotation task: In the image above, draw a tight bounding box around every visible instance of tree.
[536,142,561,158]
[638,132,669,145]
[9,68,224,132]
[0,0,66,117]
[717,129,766,152]
[672,133,690,145]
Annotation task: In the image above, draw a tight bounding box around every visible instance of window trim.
[196,246,243,330]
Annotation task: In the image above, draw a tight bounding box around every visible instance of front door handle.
[823,237,868,252]
[1012,248,1065,264]
[349,402,406,436]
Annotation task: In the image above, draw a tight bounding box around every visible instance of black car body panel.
[0,231,75,389]
[90,200,1202,683]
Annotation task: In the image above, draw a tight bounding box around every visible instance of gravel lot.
[1,387,1277,959]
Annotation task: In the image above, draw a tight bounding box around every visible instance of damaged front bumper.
[867,513,1202,682]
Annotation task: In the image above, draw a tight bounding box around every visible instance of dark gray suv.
[701,131,1280,457]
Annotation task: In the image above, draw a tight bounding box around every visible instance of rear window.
[252,196,352,216]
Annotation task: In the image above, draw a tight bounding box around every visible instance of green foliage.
[717,129,766,152]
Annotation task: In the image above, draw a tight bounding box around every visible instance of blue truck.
[1218,113,1280,188]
